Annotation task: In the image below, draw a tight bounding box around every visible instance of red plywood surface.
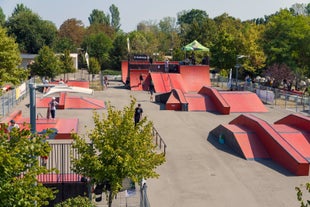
[184,93,216,111]
[179,65,211,92]
[220,91,268,113]
[234,133,270,159]
[13,117,78,139]
[36,96,104,109]
[129,69,149,91]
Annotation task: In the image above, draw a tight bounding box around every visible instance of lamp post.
[235,55,249,90]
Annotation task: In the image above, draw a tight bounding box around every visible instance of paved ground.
[16,77,310,207]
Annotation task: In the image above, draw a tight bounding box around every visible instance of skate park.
[123,60,267,114]
[123,59,310,177]
[1,66,309,206]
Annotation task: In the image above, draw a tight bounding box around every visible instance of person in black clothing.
[134,104,143,126]
[149,80,155,101]
[139,73,143,84]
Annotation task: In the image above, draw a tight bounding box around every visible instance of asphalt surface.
[16,77,310,207]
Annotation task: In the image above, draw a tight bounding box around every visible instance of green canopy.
[182,40,209,52]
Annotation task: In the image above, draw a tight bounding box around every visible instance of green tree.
[55,196,95,207]
[109,4,121,31]
[158,17,180,57]
[263,9,310,72]
[0,7,5,26]
[296,183,310,207]
[82,32,113,69]
[53,37,76,53]
[239,22,266,75]
[59,49,76,80]
[11,3,32,16]
[0,27,28,86]
[177,9,215,47]
[88,57,100,81]
[30,46,61,80]
[88,9,109,25]
[71,98,166,207]
[0,127,56,207]
[6,5,57,53]
[109,33,128,70]
[210,30,237,70]
[128,31,151,56]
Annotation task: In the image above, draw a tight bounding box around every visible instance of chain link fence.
[211,76,310,115]
[0,79,32,118]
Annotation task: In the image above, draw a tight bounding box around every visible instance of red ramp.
[2,111,78,139]
[36,93,105,109]
[129,69,149,91]
[219,91,268,113]
[184,93,216,112]
[179,65,211,92]
[211,114,310,175]
[211,124,270,159]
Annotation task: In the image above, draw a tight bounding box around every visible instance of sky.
[0,0,309,32]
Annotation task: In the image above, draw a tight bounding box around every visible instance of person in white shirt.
[8,119,19,132]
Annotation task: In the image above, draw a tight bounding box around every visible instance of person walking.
[49,97,59,120]
[139,73,144,85]
[103,76,109,89]
[134,104,143,126]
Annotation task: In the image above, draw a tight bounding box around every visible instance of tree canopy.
[30,46,61,79]
[0,26,28,86]
[5,4,57,54]
[0,127,56,207]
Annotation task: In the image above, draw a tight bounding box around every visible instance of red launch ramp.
[210,114,310,176]
[129,69,150,91]
[179,65,211,92]
[219,91,268,113]
[36,93,105,110]
[1,110,78,139]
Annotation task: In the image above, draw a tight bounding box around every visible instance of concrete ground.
[16,77,309,207]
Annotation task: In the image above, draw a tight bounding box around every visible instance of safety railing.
[152,127,167,156]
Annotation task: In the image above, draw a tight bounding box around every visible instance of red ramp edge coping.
[229,114,309,176]
[274,114,310,132]
[198,86,230,114]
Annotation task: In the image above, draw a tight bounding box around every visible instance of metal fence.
[39,129,164,206]
[0,80,31,117]
[211,76,310,115]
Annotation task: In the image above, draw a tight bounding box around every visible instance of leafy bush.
[54,196,95,207]
[102,69,121,76]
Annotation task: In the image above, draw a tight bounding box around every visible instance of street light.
[235,55,249,90]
